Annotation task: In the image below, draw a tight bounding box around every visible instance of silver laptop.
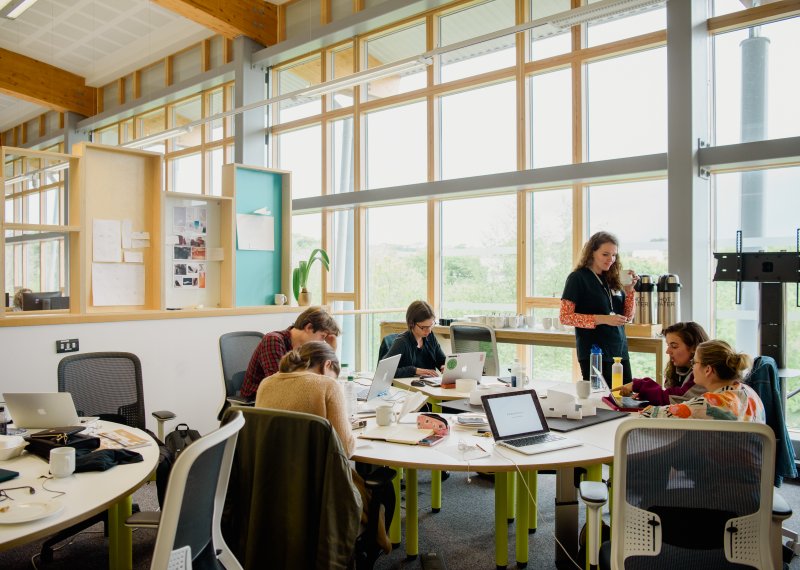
[3,392,88,429]
[482,389,581,455]
[438,352,485,387]
[357,354,401,402]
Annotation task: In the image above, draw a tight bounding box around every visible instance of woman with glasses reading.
[384,300,446,378]
[640,339,764,422]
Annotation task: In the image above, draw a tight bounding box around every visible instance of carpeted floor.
[2,470,800,569]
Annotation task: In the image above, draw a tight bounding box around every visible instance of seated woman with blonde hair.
[255,341,393,557]
[640,339,765,422]
[255,340,354,455]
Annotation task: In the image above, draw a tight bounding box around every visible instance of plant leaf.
[292,268,300,301]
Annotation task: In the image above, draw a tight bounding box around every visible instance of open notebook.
[359,424,433,445]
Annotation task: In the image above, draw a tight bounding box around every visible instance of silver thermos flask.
[633,275,657,324]
[657,274,681,330]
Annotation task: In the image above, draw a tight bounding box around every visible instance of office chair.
[449,322,499,375]
[377,333,399,363]
[42,351,177,562]
[221,406,396,570]
[579,419,788,569]
[58,351,176,440]
[218,331,262,418]
[138,410,245,570]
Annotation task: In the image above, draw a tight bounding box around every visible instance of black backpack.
[164,423,202,457]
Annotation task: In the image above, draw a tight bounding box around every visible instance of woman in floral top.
[640,339,765,423]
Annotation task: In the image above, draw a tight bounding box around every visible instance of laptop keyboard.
[507,433,564,447]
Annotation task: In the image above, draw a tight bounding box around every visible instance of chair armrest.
[125,510,161,529]
[227,396,255,406]
[364,466,397,489]
[151,410,176,421]
[579,481,608,506]
[773,488,792,520]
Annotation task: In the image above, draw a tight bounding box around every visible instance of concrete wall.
[0,311,301,435]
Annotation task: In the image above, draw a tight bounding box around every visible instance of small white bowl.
[0,442,28,461]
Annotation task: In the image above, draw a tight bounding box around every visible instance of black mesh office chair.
[142,410,244,570]
[449,322,499,375]
[217,331,262,418]
[42,351,176,562]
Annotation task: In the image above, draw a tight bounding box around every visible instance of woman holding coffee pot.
[560,231,638,386]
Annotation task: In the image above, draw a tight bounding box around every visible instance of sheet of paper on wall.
[165,235,179,245]
[131,231,150,240]
[206,248,224,261]
[93,219,122,262]
[123,251,144,263]
[236,213,274,251]
[92,263,145,306]
[131,239,150,248]
[121,219,133,249]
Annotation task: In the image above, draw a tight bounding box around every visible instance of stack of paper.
[97,428,151,450]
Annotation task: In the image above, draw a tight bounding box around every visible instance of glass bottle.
[611,357,624,390]
[590,345,604,391]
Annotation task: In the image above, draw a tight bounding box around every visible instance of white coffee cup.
[470,385,491,406]
[375,404,394,426]
[543,317,554,330]
[50,447,76,478]
[621,270,634,286]
[524,315,536,328]
[575,380,591,399]
[274,293,287,305]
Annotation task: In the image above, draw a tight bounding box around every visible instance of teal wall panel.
[234,166,283,306]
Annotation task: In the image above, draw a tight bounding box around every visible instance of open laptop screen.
[482,390,548,440]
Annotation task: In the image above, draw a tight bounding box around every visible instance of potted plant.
[292,248,330,306]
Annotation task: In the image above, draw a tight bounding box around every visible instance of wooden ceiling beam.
[154,0,278,47]
[0,48,96,117]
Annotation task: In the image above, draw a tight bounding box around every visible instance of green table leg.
[494,472,509,569]
[390,468,402,545]
[507,473,516,522]
[515,472,530,566]
[429,399,443,513]
[406,468,418,558]
[107,494,133,570]
[431,470,442,512]
[528,472,538,533]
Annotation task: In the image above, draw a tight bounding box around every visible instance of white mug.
[575,380,591,399]
[50,447,76,478]
[621,270,634,286]
[375,404,394,426]
[274,293,287,305]
[455,378,478,393]
[542,317,554,330]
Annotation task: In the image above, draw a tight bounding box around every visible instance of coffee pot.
[657,274,681,330]
[633,275,657,325]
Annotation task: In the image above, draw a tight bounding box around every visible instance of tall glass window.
[529,188,573,299]
[292,213,322,301]
[587,48,667,161]
[363,23,427,101]
[275,55,322,123]
[440,194,517,318]
[713,17,800,145]
[529,0,571,61]
[364,102,427,189]
[440,82,516,180]
[438,0,515,83]
[331,117,354,194]
[330,209,354,293]
[277,125,322,199]
[529,69,572,168]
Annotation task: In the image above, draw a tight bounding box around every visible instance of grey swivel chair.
[579,419,789,569]
[44,352,176,561]
[218,331,262,417]
[449,322,499,376]
[144,410,245,570]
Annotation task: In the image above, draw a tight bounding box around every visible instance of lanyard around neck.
[592,270,615,315]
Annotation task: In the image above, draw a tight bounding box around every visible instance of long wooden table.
[380,321,665,382]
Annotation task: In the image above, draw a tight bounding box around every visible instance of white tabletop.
[0,422,159,551]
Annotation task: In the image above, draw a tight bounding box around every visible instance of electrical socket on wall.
[56,339,79,353]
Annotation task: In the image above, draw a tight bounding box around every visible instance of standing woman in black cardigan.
[385,300,446,378]
[560,231,638,386]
